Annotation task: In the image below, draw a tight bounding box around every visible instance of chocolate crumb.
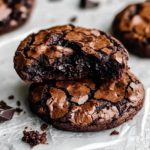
[17,101,21,107]
[80,0,99,9]
[24,111,26,114]
[4,134,6,136]
[110,130,119,135]
[41,123,49,131]
[70,16,77,22]
[8,95,14,100]
[24,126,28,130]
[22,130,47,147]
[15,108,23,115]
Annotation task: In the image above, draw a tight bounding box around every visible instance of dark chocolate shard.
[80,0,99,8]
[0,101,15,122]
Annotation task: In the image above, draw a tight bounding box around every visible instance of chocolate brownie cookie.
[14,24,129,83]
[113,2,150,57]
[0,0,34,35]
[28,71,145,132]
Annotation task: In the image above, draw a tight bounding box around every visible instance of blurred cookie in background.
[0,0,35,35]
[113,2,150,57]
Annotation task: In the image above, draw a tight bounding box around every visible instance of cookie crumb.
[70,16,77,22]
[8,95,14,100]
[110,130,119,136]
[15,108,23,115]
[24,111,26,114]
[24,126,28,130]
[17,101,21,107]
[3,134,6,136]
[22,130,47,147]
[41,123,49,131]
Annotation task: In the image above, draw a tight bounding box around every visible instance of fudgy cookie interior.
[14,25,129,82]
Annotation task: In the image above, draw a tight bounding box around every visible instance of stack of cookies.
[14,24,145,132]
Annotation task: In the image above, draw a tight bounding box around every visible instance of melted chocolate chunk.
[80,0,99,8]
[28,71,145,132]
[0,101,15,122]
[113,2,150,57]
[110,130,119,135]
[14,24,129,83]
[0,0,35,35]
[22,130,47,147]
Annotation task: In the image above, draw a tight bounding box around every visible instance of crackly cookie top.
[114,2,150,44]
[14,24,129,83]
[0,0,34,29]
[29,71,145,126]
[14,24,128,71]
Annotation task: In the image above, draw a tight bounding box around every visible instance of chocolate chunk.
[17,101,21,106]
[22,130,47,147]
[70,16,77,22]
[24,126,28,129]
[0,101,15,122]
[113,2,150,57]
[14,24,129,83]
[15,107,23,115]
[28,71,145,132]
[8,95,14,100]
[40,123,49,131]
[80,0,99,8]
[110,130,119,135]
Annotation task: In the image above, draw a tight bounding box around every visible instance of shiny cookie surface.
[14,24,129,83]
[28,71,145,132]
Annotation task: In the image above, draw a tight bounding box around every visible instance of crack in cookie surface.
[14,24,129,83]
[28,71,145,131]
